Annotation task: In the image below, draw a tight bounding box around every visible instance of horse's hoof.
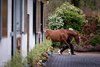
[72,54,76,55]
[58,50,61,54]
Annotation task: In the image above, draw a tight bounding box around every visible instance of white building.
[0,0,48,66]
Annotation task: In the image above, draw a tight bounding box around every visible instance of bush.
[90,35,100,46]
[27,40,52,67]
[5,52,24,67]
[48,2,85,32]
[5,40,52,67]
[52,42,61,48]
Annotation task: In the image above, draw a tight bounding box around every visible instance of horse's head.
[66,29,81,45]
[74,31,81,45]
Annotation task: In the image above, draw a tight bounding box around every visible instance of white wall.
[21,0,27,58]
[0,38,11,66]
[28,0,35,51]
[21,34,27,58]
[0,0,12,66]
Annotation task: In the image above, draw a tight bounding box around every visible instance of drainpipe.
[12,0,17,56]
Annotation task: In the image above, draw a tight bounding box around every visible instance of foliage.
[5,40,52,67]
[48,14,64,30]
[5,52,24,67]
[48,2,85,32]
[90,35,100,46]
[97,16,100,26]
[71,0,81,7]
[47,0,67,15]
[52,42,61,48]
[79,0,96,10]
[27,40,52,67]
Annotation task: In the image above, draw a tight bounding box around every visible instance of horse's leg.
[68,43,75,55]
[58,42,62,54]
[67,39,75,55]
[60,45,69,54]
[59,34,70,55]
[58,42,68,55]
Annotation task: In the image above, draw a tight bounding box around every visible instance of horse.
[45,29,80,55]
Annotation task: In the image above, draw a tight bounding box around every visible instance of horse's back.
[45,29,68,42]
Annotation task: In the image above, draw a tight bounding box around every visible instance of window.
[0,0,8,40]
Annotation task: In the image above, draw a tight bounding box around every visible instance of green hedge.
[48,2,85,32]
[90,35,100,46]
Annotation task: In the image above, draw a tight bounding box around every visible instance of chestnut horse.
[45,29,80,55]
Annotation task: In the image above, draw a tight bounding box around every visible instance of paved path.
[46,52,100,67]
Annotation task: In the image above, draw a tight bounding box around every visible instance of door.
[12,0,22,56]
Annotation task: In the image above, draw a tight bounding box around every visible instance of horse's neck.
[67,30,77,36]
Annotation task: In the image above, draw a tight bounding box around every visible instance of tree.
[71,0,80,7]
[48,2,85,32]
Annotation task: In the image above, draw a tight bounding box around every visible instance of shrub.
[5,40,52,67]
[27,40,52,67]
[5,52,24,67]
[48,2,85,32]
[90,35,100,46]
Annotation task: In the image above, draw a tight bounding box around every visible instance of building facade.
[0,0,48,66]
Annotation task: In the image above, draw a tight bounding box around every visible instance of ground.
[45,50,100,67]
